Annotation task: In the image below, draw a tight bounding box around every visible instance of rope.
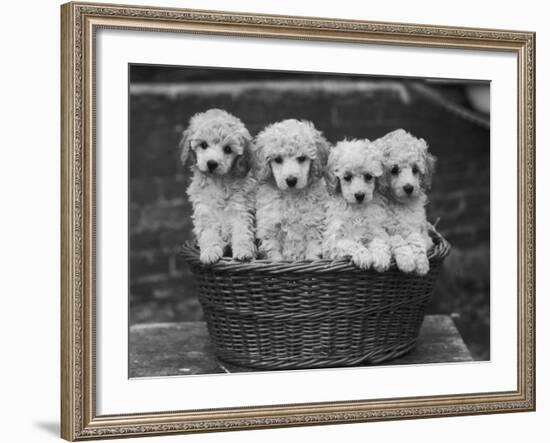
[408,82,490,130]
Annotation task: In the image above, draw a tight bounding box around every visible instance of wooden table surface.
[129,315,473,377]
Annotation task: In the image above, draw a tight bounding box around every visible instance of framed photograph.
[61,1,536,440]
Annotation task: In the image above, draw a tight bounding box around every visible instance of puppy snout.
[354,192,365,202]
[286,176,298,188]
[403,184,414,195]
[207,160,218,172]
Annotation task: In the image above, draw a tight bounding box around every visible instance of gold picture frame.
[61,1,536,440]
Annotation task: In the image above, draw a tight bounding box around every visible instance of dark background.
[129,64,490,360]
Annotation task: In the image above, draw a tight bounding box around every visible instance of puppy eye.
[364,173,373,182]
[412,165,419,174]
[391,165,400,175]
[297,156,307,163]
[343,174,352,182]
[223,145,232,154]
[199,141,208,150]
[273,156,283,164]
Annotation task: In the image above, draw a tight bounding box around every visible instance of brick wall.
[129,75,490,358]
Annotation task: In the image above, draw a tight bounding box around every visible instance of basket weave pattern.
[181,234,450,370]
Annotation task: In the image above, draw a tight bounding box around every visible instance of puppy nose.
[403,184,414,195]
[354,192,365,202]
[286,177,298,188]
[207,160,218,171]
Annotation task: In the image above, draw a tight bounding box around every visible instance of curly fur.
[179,109,256,264]
[322,139,391,271]
[253,119,329,261]
[373,129,436,275]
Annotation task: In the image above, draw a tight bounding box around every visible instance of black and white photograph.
[3,0,544,440]
[128,64,490,377]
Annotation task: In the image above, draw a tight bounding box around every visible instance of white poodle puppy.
[374,129,436,275]
[253,119,329,261]
[179,109,256,264]
[322,139,391,271]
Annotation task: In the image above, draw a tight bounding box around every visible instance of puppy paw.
[372,251,391,272]
[233,245,256,262]
[200,246,224,265]
[266,251,284,261]
[395,252,416,273]
[352,249,373,270]
[415,254,430,275]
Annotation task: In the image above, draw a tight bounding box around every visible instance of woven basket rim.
[181,229,451,274]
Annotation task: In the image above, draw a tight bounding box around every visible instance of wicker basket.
[181,231,450,370]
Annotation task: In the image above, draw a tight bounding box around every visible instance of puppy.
[253,119,329,261]
[323,139,391,271]
[374,129,436,275]
[179,109,256,264]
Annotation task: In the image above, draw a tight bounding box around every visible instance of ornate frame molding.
[61,2,535,440]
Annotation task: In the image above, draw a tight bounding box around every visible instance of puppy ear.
[375,169,391,196]
[375,150,391,197]
[422,152,437,190]
[251,135,273,183]
[325,145,340,195]
[369,146,385,178]
[232,138,253,178]
[325,168,340,195]
[178,128,193,166]
[309,130,329,182]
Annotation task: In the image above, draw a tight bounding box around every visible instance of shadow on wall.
[129,68,490,360]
